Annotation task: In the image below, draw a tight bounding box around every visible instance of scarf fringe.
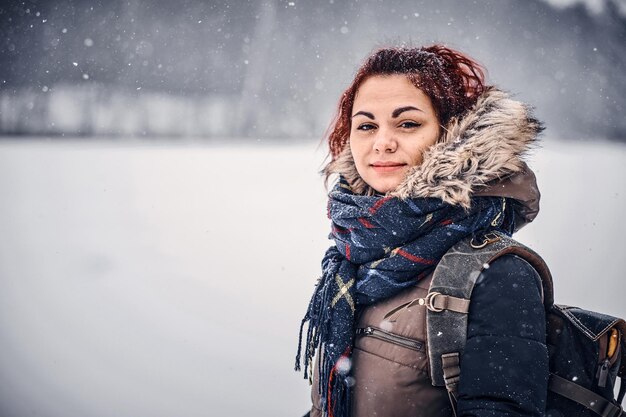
[326,347,352,417]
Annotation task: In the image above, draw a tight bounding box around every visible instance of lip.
[370,161,407,173]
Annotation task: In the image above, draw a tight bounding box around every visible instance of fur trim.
[325,144,376,196]
[327,88,543,208]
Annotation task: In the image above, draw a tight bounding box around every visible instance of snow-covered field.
[0,137,624,417]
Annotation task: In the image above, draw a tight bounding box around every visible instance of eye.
[356,123,377,131]
[399,121,422,129]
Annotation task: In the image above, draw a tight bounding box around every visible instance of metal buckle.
[425,291,444,312]
[470,232,501,249]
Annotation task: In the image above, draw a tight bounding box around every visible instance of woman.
[296,45,549,417]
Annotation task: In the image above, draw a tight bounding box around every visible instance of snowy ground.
[0,137,624,417]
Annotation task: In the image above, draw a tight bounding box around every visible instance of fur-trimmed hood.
[327,87,544,228]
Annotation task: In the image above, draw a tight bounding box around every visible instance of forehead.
[353,74,433,111]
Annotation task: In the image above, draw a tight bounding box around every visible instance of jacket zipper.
[356,326,425,352]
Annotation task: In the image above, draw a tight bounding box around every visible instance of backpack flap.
[547,305,626,415]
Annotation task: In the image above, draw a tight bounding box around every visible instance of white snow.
[0,137,624,416]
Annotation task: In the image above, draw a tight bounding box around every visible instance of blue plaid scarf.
[295,179,515,417]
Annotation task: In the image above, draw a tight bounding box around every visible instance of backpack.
[426,231,626,417]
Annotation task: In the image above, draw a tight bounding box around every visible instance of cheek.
[408,135,438,165]
[349,138,366,166]
[420,128,440,155]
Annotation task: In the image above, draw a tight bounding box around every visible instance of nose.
[373,129,397,153]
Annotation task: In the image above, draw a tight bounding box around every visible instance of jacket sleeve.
[456,254,549,417]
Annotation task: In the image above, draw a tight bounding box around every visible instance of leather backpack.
[424,231,625,417]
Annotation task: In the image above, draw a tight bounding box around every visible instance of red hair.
[326,45,486,159]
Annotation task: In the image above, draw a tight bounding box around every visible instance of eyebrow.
[392,106,423,118]
[351,106,423,120]
[352,111,375,120]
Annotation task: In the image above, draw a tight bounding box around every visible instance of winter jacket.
[309,253,548,417]
[310,88,549,416]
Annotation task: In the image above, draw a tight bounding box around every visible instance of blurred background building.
[1,0,625,141]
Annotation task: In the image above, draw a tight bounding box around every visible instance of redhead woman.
[295,45,548,417]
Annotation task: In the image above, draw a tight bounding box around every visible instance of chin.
[358,168,406,195]
[369,179,402,194]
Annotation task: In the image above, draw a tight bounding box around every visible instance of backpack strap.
[548,374,625,417]
[427,231,553,393]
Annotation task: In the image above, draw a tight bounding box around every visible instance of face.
[349,74,441,194]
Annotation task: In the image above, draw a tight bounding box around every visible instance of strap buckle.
[470,232,501,249]
[425,291,444,312]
